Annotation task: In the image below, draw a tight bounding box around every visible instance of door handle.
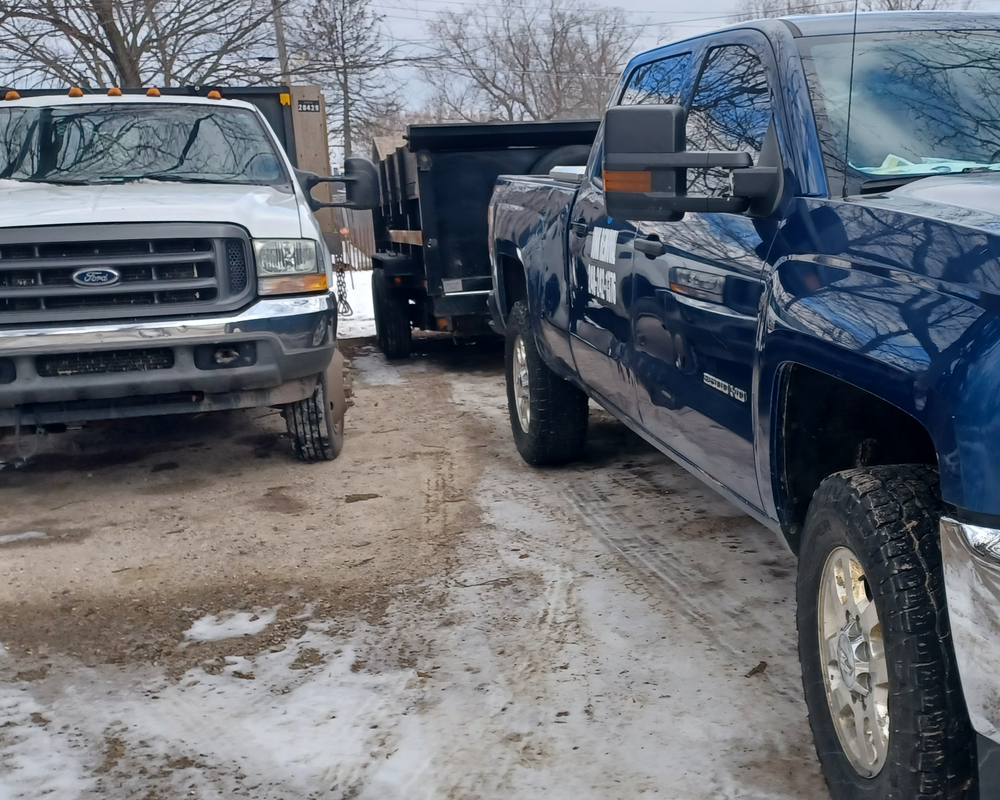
[634,236,666,257]
[570,220,588,237]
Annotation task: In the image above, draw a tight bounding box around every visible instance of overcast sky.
[369,0,1000,109]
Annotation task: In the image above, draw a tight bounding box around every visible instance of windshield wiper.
[97,173,223,185]
[861,165,1000,193]
[859,175,930,194]
[16,178,93,186]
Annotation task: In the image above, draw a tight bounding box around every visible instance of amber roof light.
[108,87,122,96]
[146,87,160,97]
[4,90,20,101]
[207,90,221,100]
[68,87,84,97]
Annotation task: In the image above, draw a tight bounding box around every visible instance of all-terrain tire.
[372,268,412,360]
[505,301,588,465]
[797,465,976,800]
[283,373,344,462]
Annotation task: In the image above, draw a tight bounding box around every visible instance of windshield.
[0,103,286,185]
[799,30,1000,182]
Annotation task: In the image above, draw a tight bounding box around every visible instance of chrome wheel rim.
[819,546,890,778]
[512,335,531,431]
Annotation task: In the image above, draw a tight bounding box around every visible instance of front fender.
[758,253,1000,518]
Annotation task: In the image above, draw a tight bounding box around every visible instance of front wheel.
[797,465,976,800]
[505,301,588,465]
[283,373,344,462]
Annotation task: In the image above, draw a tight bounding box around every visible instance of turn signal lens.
[605,170,652,193]
[68,87,83,97]
[258,273,328,296]
[146,87,160,97]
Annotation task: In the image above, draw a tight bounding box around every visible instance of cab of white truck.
[0,91,376,462]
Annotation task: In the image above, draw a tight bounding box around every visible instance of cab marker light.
[4,90,19,101]
[108,87,122,96]
[207,90,222,100]
[146,87,161,97]
[68,87,83,97]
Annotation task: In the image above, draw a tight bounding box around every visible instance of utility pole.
[271,0,291,84]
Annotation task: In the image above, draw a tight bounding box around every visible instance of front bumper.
[0,294,337,426]
[941,517,1000,750]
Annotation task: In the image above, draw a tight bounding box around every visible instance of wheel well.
[777,364,937,543]
[499,254,527,321]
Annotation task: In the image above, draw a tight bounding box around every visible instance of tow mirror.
[296,157,379,212]
[602,104,780,221]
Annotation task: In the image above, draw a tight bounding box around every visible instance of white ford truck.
[0,91,376,461]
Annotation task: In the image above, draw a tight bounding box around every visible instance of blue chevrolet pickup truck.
[488,12,1000,800]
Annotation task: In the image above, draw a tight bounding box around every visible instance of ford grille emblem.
[72,267,121,287]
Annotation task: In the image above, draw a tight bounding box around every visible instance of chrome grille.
[0,225,253,324]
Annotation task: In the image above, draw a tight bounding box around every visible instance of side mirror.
[602,104,780,221]
[296,157,379,212]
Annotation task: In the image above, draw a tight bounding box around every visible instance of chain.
[336,264,353,317]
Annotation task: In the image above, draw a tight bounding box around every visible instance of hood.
[0,180,304,238]
[858,173,1000,234]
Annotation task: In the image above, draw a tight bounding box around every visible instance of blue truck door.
[630,38,778,510]
[567,139,639,418]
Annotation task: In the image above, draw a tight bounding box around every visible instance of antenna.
[842,0,860,199]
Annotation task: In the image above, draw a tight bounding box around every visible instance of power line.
[373,0,863,39]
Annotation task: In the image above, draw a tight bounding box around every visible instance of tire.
[372,268,411,360]
[283,373,344,462]
[797,465,976,800]
[505,301,588,465]
[530,145,593,176]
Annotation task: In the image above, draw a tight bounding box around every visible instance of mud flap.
[326,347,347,424]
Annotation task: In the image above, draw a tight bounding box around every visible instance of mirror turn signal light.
[258,273,328,296]
[68,87,84,97]
[604,170,652,193]
[146,87,161,97]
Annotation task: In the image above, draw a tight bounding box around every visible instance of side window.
[593,52,691,185]
[687,44,772,195]
[620,53,692,107]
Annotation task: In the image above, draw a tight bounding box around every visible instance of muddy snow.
[0,337,827,799]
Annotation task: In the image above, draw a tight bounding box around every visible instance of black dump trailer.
[369,119,599,359]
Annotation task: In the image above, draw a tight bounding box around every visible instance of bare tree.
[422,0,646,122]
[729,0,968,22]
[0,0,286,88]
[292,0,411,157]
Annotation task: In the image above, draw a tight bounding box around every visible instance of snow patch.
[0,689,96,797]
[0,531,48,545]
[182,608,276,643]
[337,268,375,340]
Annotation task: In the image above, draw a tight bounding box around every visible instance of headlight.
[253,239,319,276]
[253,239,327,296]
